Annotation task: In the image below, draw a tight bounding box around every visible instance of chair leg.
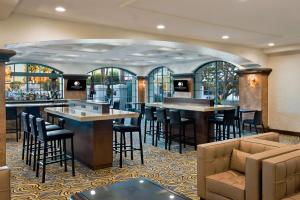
[36,141,41,177]
[179,126,182,154]
[63,139,67,172]
[164,123,168,150]
[59,140,63,166]
[144,120,147,143]
[183,125,186,148]
[238,119,241,137]
[29,134,33,166]
[26,132,30,164]
[222,124,225,140]
[114,131,117,153]
[249,124,252,132]
[123,133,127,157]
[71,137,75,176]
[130,132,133,160]
[233,124,236,138]
[16,118,18,142]
[120,132,123,168]
[138,130,144,165]
[155,122,159,147]
[227,125,230,139]
[22,131,26,160]
[254,125,258,134]
[168,125,172,151]
[151,121,155,146]
[42,142,47,183]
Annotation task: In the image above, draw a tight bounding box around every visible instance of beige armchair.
[243,132,280,142]
[197,137,292,200]
[262,150,300,200]
[0,166,10,200]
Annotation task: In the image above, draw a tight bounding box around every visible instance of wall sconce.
[247,74,258,88]
[142,80,146,87]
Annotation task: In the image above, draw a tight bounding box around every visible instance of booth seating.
[262,149,300,200]
[0,166,10,200]
[197,132,295,200]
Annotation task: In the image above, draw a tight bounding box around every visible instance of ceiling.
[5,39,251,67]
[10,0,300,49]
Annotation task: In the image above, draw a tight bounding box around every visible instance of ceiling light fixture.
[156,24,165,30]
[55,6,66,12]
[222,35,230,40]
[268,43,275,47]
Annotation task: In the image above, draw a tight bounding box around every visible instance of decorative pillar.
[0,49,16,166]
[63,74,89,100]
[237,68,272,127]
[137,76,146,103]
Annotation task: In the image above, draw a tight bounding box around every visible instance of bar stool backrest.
[223,109,235,125]
[113,101,120,109]
[145,107,155,121]
[235,106,240,118]
[169,110,181,125]
[36,118,47,141]
[156,108,167,123]
[21,112,30,133]
[6,107,17,120]
[130,113,142,128]
[25,107,41,118]
[29,114,38,137]
[254,111,263,125]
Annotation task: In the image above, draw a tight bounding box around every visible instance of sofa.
[0,166,10,200]
[262,150,300,200]
[197,132,295,200]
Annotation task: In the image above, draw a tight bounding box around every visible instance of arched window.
[87,67,137,109]
[5,63,63,100]
[148,67,173,103]
[194,61,239,105]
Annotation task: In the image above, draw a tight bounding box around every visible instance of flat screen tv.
[174,80,189,92]
[67,80,86,91]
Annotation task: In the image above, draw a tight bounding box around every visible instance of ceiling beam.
[0,0,20,20]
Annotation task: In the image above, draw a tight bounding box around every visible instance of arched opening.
[194,61,239,105]
[87,67,137,109]
[148,66,173,103]
[5,63,63,100]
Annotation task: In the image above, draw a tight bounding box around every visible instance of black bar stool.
[242,110,265,134]
[6,107,20,142]
[113,113,144,168]
[113,100,120,109]
[168,110,197,154]
[234,106,241,137]
[28,114,63,170]
[156,108,170,149]
[210,109,236,140]
[144,107,157,145]
[35,118,75,183]
[21,112,30,162]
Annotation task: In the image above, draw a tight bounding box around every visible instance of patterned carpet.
[7,132,300,200]
[7,134,198,200]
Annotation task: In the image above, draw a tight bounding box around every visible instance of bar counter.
[45,104,139,170]
[147,98,235,144]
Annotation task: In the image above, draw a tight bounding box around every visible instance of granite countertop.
[44,107,139,122]
[146,102,235,112]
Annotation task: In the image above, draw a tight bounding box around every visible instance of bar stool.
[21,112,30,162]
[168,110,197,154]
[113,113,144,168]
[234,106,241,137]
[113,100,120,110]
[35,118,75,183]
[156,108,170,149]
[211,109,236,140]
[6,107,20,142]
[28,114,63,170]
[242,110,265,134]
[144,107,157,145]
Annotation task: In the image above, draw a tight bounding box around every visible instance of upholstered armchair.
[0,166,10,200]
[262,150,300,200]
[243,131,280,142]
[197,137,292,200]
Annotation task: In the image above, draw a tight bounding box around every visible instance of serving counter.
[45,103,139,170]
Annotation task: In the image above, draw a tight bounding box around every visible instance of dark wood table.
[70,178,192,200]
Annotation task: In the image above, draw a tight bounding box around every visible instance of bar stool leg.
[59,139,63,166]
[183,125,186,148]
[138,130,144,165]
[179,126,182,154]
[63,139,67,172]
[164,123,168,150]
[26,132,30,164]
[22,131,26,160]
[33,137,37,171]
[144,120,147,143]
[114,131,117,153]
[233,125,236,138]
[42,142,47,183]
[130,132,133,160]
[36,141,41,177]
[120,131,123,168]
[29,134,33,166]
[151,121,155,146]
[122,132,127,157]
[71,137,75,176]
[168,125,172,151]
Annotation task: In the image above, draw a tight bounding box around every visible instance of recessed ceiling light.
[156,24,165,30]
[55,6,66,12]
[222,35,230,40]
[268,43,275,47]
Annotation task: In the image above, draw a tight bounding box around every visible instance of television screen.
[67,80,86,91]
[174,80,189,92]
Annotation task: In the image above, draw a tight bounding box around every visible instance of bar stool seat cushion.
[45,125,61,132]
[45,122,52,126]
[46,129,74,140]
[113,124,140,132]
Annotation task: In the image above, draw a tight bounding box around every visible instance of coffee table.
[70,178,192,200]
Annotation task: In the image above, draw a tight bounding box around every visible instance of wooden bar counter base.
[45,106,139,170]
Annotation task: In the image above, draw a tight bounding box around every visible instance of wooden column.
[63,74,89,100]
[237,68,272,127]
[137,76,146,103]
[0,49,16,166]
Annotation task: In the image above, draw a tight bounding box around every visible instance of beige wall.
[268,53,300,132]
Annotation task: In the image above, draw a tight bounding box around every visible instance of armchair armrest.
[245,146,297,200]
[0,166,10,200]
[197,139,240,198]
